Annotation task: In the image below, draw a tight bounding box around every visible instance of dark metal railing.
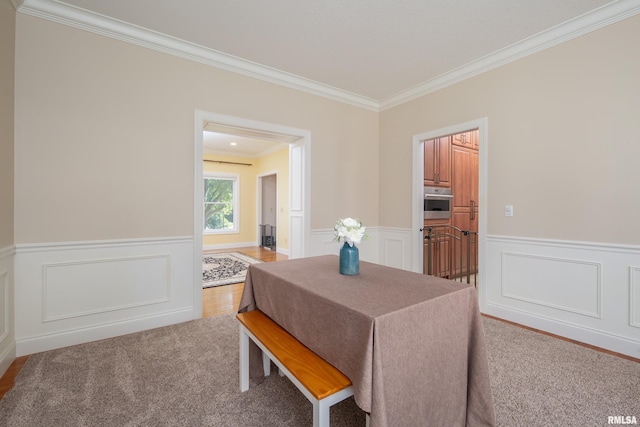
[424,225,478,286]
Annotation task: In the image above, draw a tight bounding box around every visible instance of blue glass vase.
[339,242,359,275]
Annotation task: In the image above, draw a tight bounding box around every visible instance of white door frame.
[412,118,488,310]
[193,110,311,318]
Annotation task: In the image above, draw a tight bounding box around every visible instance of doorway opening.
[258,173,277,251]
[423,129,478,286]
[412,119,487,301]
[193,111,311,318]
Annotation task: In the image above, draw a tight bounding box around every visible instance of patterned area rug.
[202,252,263,288]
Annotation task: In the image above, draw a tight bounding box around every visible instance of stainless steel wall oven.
[424,187,453,219]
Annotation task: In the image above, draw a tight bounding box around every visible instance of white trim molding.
[14,237,195,356]
[379,0,640,109]
[15,0,640,112]
[484,235,640,359]
[15,0,379,111]
[630,266,640,329]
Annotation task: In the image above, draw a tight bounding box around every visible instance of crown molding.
[379,0,640,110]
[16,0,380,111]
[16,0,640,113]
[10,0,24,10]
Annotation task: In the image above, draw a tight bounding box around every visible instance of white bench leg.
[263,350,271,377]
[313,399,330,427]
[239,326,249,392]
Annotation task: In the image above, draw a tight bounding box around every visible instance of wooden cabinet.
[424,136,451,187]
[423,220,451,278]
[451,144,479,278]
[452,145,478,213]
[452,130,479,151]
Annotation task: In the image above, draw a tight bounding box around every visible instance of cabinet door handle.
[435,173,440,184]
[470,200,476,219]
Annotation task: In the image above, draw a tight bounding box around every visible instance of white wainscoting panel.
[308,227,379,264]
[384,239,404,270]
[378,227,413,270]
[42,255,170,322]
[14,237,194,356]
[501,252,601,318]
[0,246,15,377]
[308,227,413,271]
[0,269,9,342]
[485,235,640,359]
[290,213,304,259]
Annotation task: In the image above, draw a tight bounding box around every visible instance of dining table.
[238,255,495,426]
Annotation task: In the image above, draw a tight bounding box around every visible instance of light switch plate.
[505,205,514,217]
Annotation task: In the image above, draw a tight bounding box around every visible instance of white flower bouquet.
[334,217,366,247]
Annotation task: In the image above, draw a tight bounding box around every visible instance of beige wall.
[380,14,640,245]
[0,0,15,248]
[14,14,379,245]
[13,11,639,248]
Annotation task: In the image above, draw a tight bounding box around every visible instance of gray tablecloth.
[238,255,495,426]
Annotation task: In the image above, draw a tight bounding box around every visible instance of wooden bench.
[237,310,354,427]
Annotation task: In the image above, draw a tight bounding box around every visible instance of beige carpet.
[0,315,638,426]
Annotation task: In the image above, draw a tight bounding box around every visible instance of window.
[204,174,239,233]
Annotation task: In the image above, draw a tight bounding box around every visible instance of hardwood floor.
[0,246,286,401]
[202,247,287,317]
[0,356,28,401]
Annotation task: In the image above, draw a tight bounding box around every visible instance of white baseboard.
[14,237,195,356]
[484,302,640,358]
[203,241,259,251]
[276,247,290,256]
[0,342,16,379]
[203,242,289,256]
[17,308,194,356]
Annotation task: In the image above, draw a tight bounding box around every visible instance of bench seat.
[237,310,354,427]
